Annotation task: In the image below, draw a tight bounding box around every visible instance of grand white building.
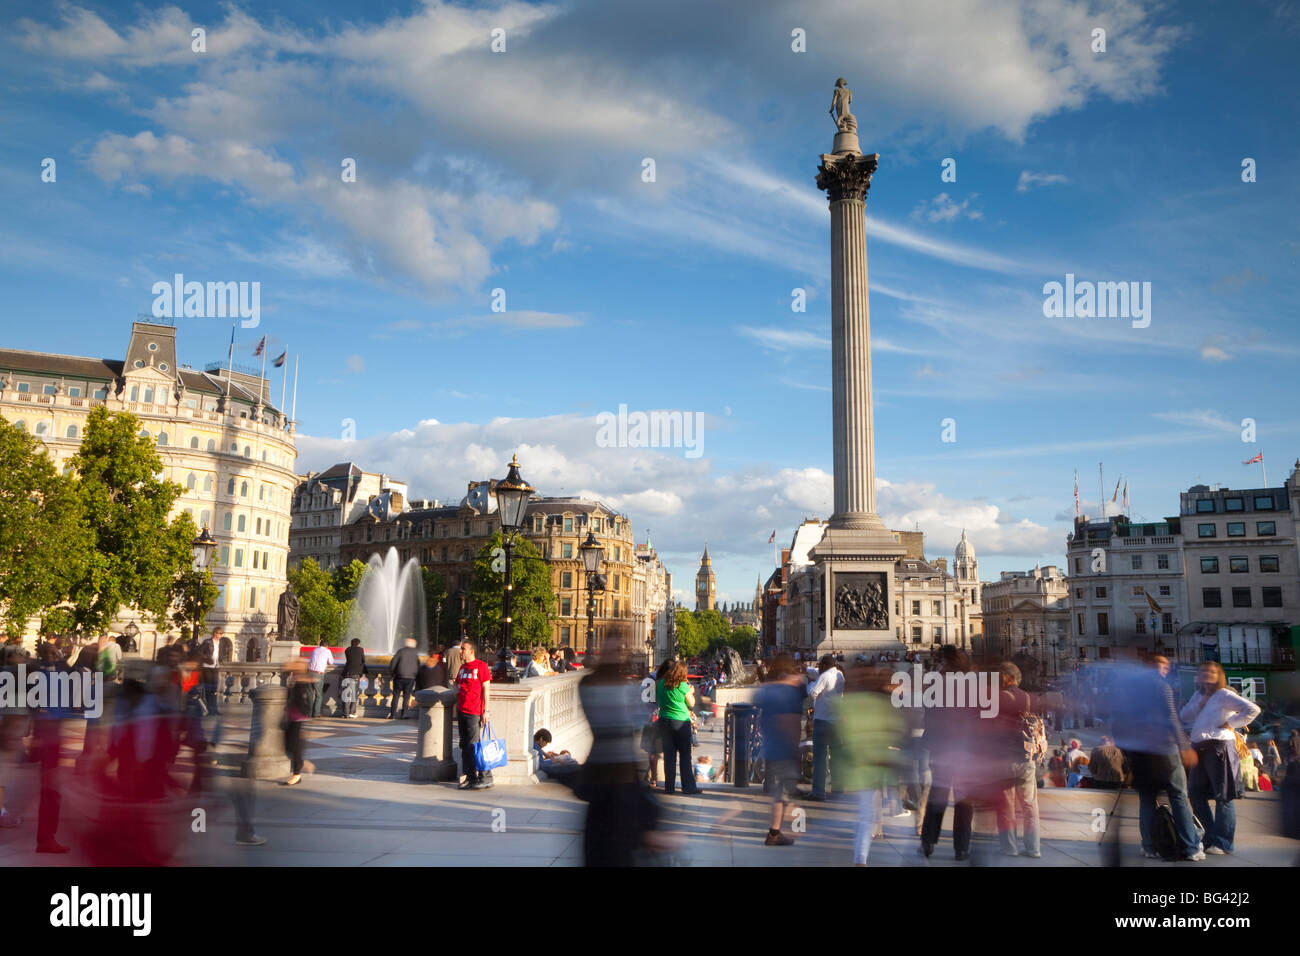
[0,321,296,659]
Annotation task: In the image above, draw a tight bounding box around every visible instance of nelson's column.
[809,78,905,654]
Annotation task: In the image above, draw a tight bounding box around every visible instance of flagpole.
[1099,463,1106,519]
[258,343,267,408]
[290,355,299,425]
[225,323,235,399]
[1261,455,1268,488]
[279,356,288,416]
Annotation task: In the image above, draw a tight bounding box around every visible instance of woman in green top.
[836,666,905,865]
[656,661,698,794]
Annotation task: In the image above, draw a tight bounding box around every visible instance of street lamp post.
[580,531,604,655]
[495,454,535,656]
[190,526,217,644]
[458,590,468,641]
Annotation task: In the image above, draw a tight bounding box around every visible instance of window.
[93,387,108,400]
[932,600,942,615]
[564,517,573,532]
[252,552,259,570]
[186,474,196,491]
[1135,616,1146,635]
[1254,496,1274,510]
[593,518,602,532]
[1157,553,1169,569]
[614,599,620,616]
[1198,524,1217,538]
[205,438,215,452]
[911,601,921,615]
[562,571,572,588]
[613,574,621,591]
[129,386,139,402]
[1159,585,1170,596]
[1227,522,1245,537]
[220,546,229,566]
[256,518,262,535]
[234,548,243,568]
[157,431,168,446]
[464,520,471,535]
[223,513,232,531]
[561,597,572,616]
[615,546,621,561]
[12,421,25,432]
[1097,613,1109,636]
[231,442,239,453]
[203,475,213,492]
[190,436,199,448]
[1231,587,1252,608]
[1201,557,1220,573]
[237,515,246,532]
[1229,557,1249,573]
[1162,613,1173,634]
[1262,587,1283,608]
[143,388,154,404]
[1095,586,1107,598]
[67,386,80,397]
[240,481,248,497]
[1132,586,1145,596]
[1195,499,1215,513]
[1075,588,1083,599]
[1225,497,1243,512]
[562,543,573,558]
[42,384,57,396]
[35,422,48,436]
[912,627,923,644]
[1128,555,1143,570]
[200,510,209,526]
[259,485,265,501]
[1076,613,1085,636]
[16,383,28,393]
[1257,521,1276,536]
[1202,588,1222,608]
[249,587,257,609]
[243,446,251,458]
[227,478,235,495]
[1260,555,1280,573]
[65,424,77,438]
[561,626,570,642]
[1074,558,1081,574]
[933,627,943,640]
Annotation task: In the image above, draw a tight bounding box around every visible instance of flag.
[1073,472,1079,517]
[1111,476,1122,503]
[1122,480,1128,514]
[272,350,287,368]
[253,335,266,357]
[1243,453,1262,465]
[768,530,776,543]
[1145,591,1163,614]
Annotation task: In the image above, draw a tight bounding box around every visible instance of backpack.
[1152,803,1180,861]
[1019,713,1048,762]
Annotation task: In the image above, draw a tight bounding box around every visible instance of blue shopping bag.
[474,721,508,772]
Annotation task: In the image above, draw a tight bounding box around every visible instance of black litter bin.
[726,703,760,788]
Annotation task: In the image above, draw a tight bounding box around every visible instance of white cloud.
[345,354,366,373]
[736,327,829,351]
[912,192,984,222]
[1151,409,1240,434]
[1017,170,1071,192]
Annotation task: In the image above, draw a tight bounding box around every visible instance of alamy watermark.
[1042,273,1150,328]
[595,404,703,459]
[152,273,260,328]
[0,665,104,719]
[889,664,1000,718]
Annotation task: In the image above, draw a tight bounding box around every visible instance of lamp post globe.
[191,526,217,571]
[495,455,534,655]
[580,531,604,652]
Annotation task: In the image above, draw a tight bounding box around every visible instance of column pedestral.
[409,687,459,782]
[811,139,904,656]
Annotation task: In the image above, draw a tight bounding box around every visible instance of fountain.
[345,547,428,655]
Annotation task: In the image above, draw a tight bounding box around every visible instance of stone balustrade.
[462,671,591,785]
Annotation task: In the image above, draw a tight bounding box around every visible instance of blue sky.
[2,0,1298,605]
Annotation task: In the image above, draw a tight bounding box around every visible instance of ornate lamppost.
[580,531,605,654]
[494,454,535,655]
[190,526,217,643]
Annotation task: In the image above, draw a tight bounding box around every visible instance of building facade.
[980,565,1071,676]
[290,462,400,571]
[0,321,296,659]
[1064,514,1189,663]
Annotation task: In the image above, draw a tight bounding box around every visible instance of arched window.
[240,481,249,497]
[186,474,196,491]
[243,445,251,458]
[259,485,265,501]
[190,436,199,448]
[223,512,232,531]
[227,478,235,495]
[157,432,168,446]
[206,439,215,451]
[203,474,213,492]
[143,388,154,404]
[200,509,210,527]
[13,420,25,431]
[35,422,48,436]
[237,515,246,532]
[65,424,78,438]
[231,442,239,453]
[256,517,262,535]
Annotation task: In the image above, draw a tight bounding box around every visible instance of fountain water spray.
[345,547,428,655]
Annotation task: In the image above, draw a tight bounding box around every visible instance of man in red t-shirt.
[455,641,493,790]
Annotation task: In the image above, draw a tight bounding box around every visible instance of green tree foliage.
[673,607,707,658]
[332,558,369,601]
[55,407,194,637]
[171,567,219,642]
[421,566,459,646]
[468,532,556,648]
[0,417,87,637]
[727,625,759,660]
[289,557,350,645]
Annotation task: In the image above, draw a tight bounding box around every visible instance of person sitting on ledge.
[534,729,578,788]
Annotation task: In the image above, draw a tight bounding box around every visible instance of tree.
[673,608,707,658]
[420,566,457,646]
[468,532,556,649]
[332,558,369,602]
[289,557,348,645]
[0,417,87,638]
[727,625,759,660]
[54,407,194,638]
[170,567,219,642]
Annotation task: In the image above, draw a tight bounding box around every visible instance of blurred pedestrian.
[388,638,420,718]
[283,663,311,786]
[1089,736,1127,790]
[340,638,367,718]
[759,655,806,846]
[995,662,1043,858]
[837,665,905,865]
[920,647,977,860]
[306,637,334,718]
[1180,661,1260,855]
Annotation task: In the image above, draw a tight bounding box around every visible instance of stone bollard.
[242,683,291,779]
[76,679,121,775]
[409,687,458,782]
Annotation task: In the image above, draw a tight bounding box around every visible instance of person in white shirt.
[1178,661,1261,855]
[306,638,336,719]
[809,654,846,800]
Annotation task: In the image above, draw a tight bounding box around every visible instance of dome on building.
[955,528,975,562]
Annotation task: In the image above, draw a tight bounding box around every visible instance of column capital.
[816,151,879,203]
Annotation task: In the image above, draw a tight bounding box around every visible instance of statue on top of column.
[830,78,857,133]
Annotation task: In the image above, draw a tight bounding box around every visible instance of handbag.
[474,721,508,772]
